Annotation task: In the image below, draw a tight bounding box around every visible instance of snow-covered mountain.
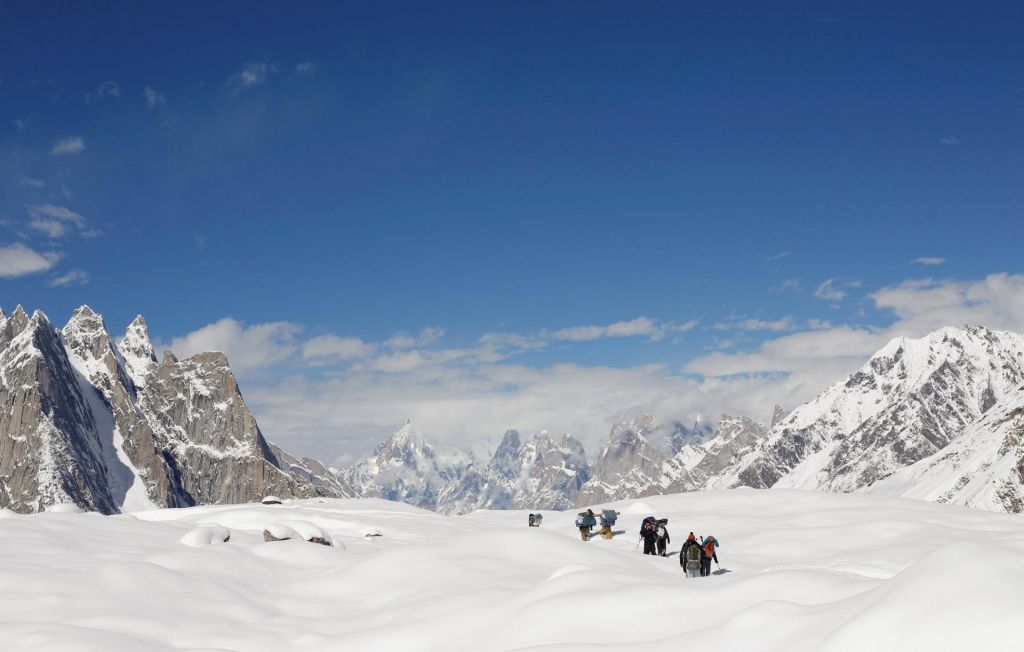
[341,421,474,510]
[708,326,1024,495]
[869,381,1024,512]
[437,429,591,513]
[0,305,340,514]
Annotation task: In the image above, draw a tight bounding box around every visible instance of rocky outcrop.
[0,305,342,514]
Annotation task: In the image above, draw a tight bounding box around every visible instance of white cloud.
[228,63,272,90]
[763,251,790,261]
[713,317,796,332]
[166,319,302,378]
[0,243,62,278]
[911,257,946,266]
[27,204,86,238]
[939,136,961,146]
[548,316,695,342]
[47,269,89,287]
[813,277,861,301]
[295,62,315,75]
[18,176,45,188]
[303,335,376,361]
[84,81,120,105]
[143,86,166,108]
[771,279,801,293]
[50,137,85,156]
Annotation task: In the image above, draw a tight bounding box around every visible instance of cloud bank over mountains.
[159,273,1024,461]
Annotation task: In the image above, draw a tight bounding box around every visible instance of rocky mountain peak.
[771,404,787,427]
[120,315,157,388]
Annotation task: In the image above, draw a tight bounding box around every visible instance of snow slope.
[870,382,1024,511]
[2,491,1022,651]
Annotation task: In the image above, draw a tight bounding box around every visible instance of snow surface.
[2,491,1023,651]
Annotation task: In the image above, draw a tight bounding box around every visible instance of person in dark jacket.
[700,535,719,577]
[656,522,671,556]
[679,532,701,576]
[639,520,658,555]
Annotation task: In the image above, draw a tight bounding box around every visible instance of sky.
[1,1,1023,463]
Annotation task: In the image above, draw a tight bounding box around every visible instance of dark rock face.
[0,305,343,514]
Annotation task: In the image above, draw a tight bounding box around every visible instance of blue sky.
[2,2,1023,461]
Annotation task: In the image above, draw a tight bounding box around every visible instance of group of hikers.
[638,516,720,576]
[563,510,720,577]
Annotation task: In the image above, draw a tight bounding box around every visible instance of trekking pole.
[633,538,640,552]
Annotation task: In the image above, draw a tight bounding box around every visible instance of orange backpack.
[703,539,715,557]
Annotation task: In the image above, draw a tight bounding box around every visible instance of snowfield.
[2,491,1023,651]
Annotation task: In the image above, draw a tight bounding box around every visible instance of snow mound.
[179,526,231,547]
[46,503,85,513]
[261,495,283,505]
[0,508,18,518]
[622,500,655,515]
[263,523,301,542]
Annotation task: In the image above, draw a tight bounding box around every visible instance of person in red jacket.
[700,535,719,577]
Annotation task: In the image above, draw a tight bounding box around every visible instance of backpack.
[657,526,666,539]
[685,542,702,563]
[703,540,716,557]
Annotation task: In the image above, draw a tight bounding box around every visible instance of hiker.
[656,521,670,556]
[679,532,701,577]
[700,535,719,577]
[639,520,658,555]
[599,509,619,539]
[576,509,597,541]
[528,513,542,527]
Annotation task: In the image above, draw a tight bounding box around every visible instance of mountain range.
[2,305,1022,516]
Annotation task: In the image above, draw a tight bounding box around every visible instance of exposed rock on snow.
[261,496,283,505]
[263,523,302,542]
[264,520,335,546]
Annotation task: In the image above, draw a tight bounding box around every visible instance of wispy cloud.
[713,317,796,332]
[27,204,86,238]
[17,176,46,188]
[143,86,166,108]
[770,278,801,293]
[295,62,316,76]
[547,317,697,342]
[938,136,961,146]
[0,243,62,278]
[50,137,85,156]
[813,277,862,301]
[47,269,89,287]
[762,251,791,261]
[303,335,377,361]
[228,62,273,91]
[911,256,946,266]
[84,81,121,105]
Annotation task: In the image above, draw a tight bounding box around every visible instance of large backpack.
[703,539,716,557]
[685,542,702,564]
